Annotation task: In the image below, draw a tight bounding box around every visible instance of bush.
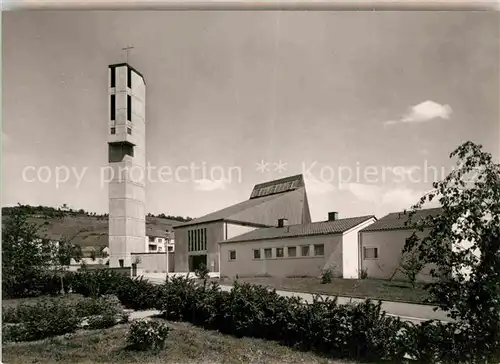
[3,271,62,299]
[87,314,118,330]
[359,269,368,280]
[194,264,210,280]
[320,268,334,284]
[2,298,79,342]
[3,306,20,323]
[127,319,170,351]
[75,295,123,318]
[57,267,495,362]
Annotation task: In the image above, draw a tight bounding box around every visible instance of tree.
[398,249,425,289]
[404,141,500,361]
[2,205,55,297]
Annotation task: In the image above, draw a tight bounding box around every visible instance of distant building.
[220,214,375,279]
[145,233,175,253]
[174,174,312,272]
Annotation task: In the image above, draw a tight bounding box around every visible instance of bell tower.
[107,62,146,268]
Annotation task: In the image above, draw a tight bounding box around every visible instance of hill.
[2,205,188,250]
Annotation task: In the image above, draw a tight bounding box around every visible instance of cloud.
[384,100,452,126]
[193,178,227,191]
[304,176,335,195]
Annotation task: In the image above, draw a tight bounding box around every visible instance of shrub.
[2,298,79,342]
[87,314,118,330]
[3,271,62,299]
[194,264,210,280]
[3,306,20,323]
[320,268,334,284]
[127,319,170,351]
[359,269,368,280]
[75,295,123,318]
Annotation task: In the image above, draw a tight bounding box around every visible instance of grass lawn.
[2,319,355,364]
[218,277,432,304]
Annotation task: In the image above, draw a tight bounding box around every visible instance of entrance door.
[189,255,207,271]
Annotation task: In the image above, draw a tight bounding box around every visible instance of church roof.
[175,175,311,228]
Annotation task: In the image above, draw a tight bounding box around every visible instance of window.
[127,67,132,88]
[202,228,207,250]
[189,229,207,252]
[264,248,272,259]
[364,247,379,259]
[149,236,155,242]
[301,245,310,257]
[110,127,116,135]
[168,246,174,252]
[253,249,261,259]
[127,127,132,135]
[110,67,116,88]
[276,247,284,258]
[149,244,157,251]
[127,95,132,121]
[119,259,124,268]
[314,244,325,256]
[229,250,236,261]
[110,95,115,120]
[287,246,297,257]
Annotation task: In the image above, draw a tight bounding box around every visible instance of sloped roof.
[175,175,311,228]
[360,207,443,232]
[175,192,288,228]
[221,215,375,243]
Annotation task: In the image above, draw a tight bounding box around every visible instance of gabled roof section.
[360,207,443,232]
[221,215,376,243]
[175,175,311,229]
[174,192,287,228]
[250,174,304,199]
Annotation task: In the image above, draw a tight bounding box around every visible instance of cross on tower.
[122,46,134,64]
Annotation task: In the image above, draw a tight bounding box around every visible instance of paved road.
[143,276,451,324]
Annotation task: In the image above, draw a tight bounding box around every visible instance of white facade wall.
[224,222,259,240]
[341,217,377,279]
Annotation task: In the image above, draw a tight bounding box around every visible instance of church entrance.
[189,254,207,272]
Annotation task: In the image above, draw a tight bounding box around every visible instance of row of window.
[250,180,299,199]
[188,228,207,252]
[110,66,133,89]
[110,94,132,122]
[229,244,325,261]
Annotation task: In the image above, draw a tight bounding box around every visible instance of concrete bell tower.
[108,62,146,268]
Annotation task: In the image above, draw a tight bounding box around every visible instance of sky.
[3,11,499,221]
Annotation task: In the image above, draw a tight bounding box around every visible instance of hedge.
[64,270,497,363]
[5,269,496,362]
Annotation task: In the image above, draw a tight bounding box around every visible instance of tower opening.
[108,142,135,163]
